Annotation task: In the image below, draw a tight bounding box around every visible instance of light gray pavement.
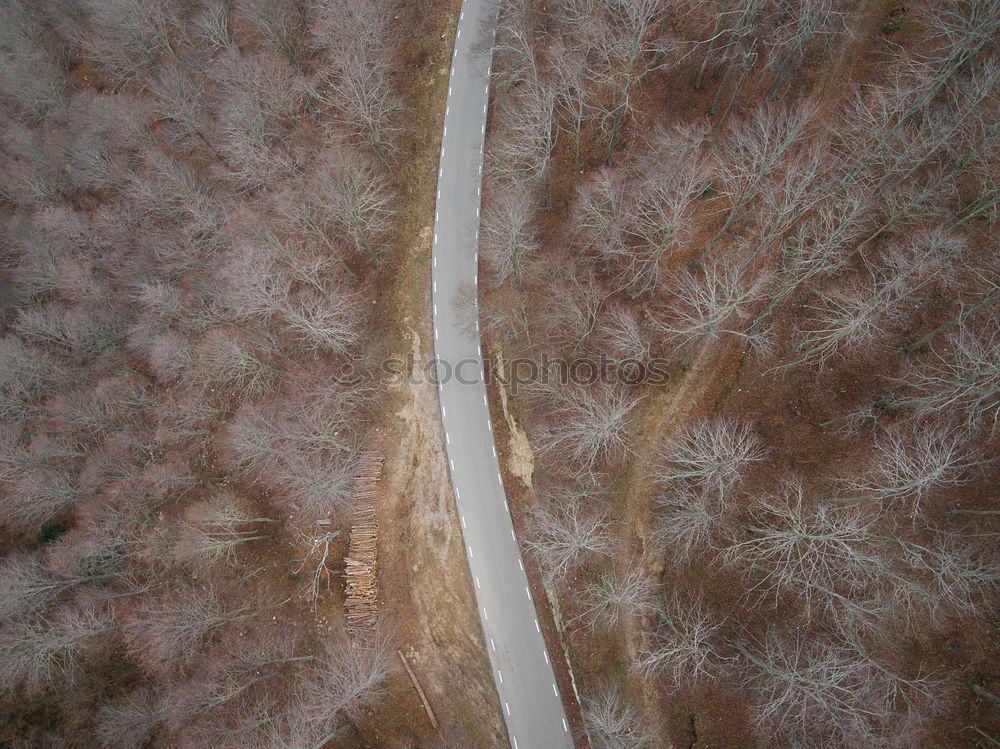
[430,1,575,747]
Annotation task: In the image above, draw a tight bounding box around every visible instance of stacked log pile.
[344,454,384,633]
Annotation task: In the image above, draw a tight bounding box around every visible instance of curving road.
[430,1,575,747]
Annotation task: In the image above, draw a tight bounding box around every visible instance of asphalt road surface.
[429,2,575,747]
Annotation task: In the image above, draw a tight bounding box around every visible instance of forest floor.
[349,0,508,745]
[483,1,922,746]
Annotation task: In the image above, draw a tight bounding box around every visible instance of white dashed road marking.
[436,8,571,742]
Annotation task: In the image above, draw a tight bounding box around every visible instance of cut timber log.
[344,454,384,634]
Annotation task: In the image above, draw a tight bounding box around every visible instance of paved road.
[430,2,575,748]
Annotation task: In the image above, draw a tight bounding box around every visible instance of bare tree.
[300,147,396,263]
[636,594,728,688]
[709,102,814,247]
[45,374,151,442]
[193,328,284,397]
[532,265,610,350]
[96,686,160,749]
[160,637,310,730]
[919,0,1000,89]
[0,335,66,421]
[488,79,558,203]
[176,494,278,569]
[893,537,1000,626]
[0,10,66,126]
[7,465,80,531]
[595,306,650,371]
[534,383,641,477]
[192,0,235,52]
[0,121,67,206]
[311,0,401,158]
[723,480,886,617]
[0,603,117,694]
[731,631,939,748]
[572,166,634,268]
[493,0,542,88]
[794,231,967,366]
[214,52,303,190]
[281,287,361,355]
[581,680,654,749]
[652,256,771,359]
[282,452,362,523]
[480,186,539,289]
[525,494,613,583]
[228,391,368,521]
[139,150,224,249]
[575,569,658,629]
[650,417,767,496]
[838,425,979,517]
[586,0,676,158]
[0,553,67,620]
[229,391,365,478]
[218,238,288,322]
[292,627,397,741]
[123,585,285,676]
[13,303,120,360]
[747,141,829,259]
[572,125,707,296]
[73,0,179,88]
[148,62,218,157]
[236,0,311,71]
[621,129,707,295]
[549,36,593,176]
[649,484,723,561]
[888,324,1000,430]
[776,183,872,295]
[765,0,846,100]
[0,551,125,622]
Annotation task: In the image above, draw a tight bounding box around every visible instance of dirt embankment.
[351,0,508,745]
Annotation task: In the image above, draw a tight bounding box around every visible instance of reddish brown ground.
[483,1,1000,747]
